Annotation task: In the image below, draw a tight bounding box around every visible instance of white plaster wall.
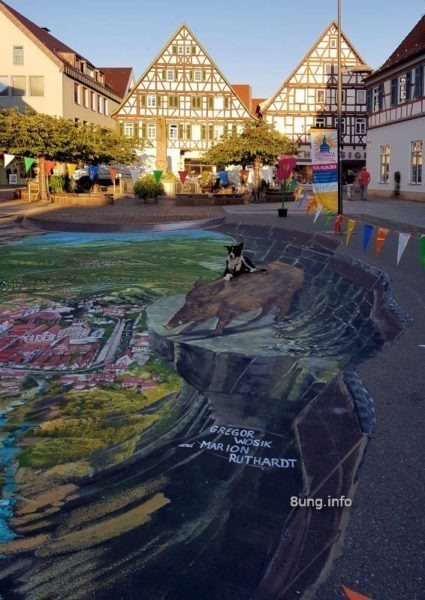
[367,117,425,200]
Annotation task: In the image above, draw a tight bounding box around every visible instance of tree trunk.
[253,156,261,202]
[37,156,51,203]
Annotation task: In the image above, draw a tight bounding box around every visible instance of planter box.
[52,192,113,206]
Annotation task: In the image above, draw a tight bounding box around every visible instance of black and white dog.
[223,242,259,281]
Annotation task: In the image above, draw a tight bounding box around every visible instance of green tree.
[204,120,298,169]
[0,108,143,201]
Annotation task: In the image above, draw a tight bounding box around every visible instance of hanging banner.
[66,163,77,178]
[178,171,188,184]
[109,167,119,180]
[376,227,389,254]
[362,224,374,252]
[420,235,425,268]
[44,160,55,175]
[297,193,308,208]
[24,157,35,172]
[3,153,15,168]
[89,166,99,180]
[397,232,411,266]
[310,128,338,212]
[153,170,162,183]
[346,219,356,246]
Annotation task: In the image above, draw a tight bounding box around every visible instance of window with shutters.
[191,96,201,109]
[380,145,390,183]
[166,70,175,82]
[169,124,178,140]
[399,74,407,103]
[147,95,157,108]
[186,125,191,140]
[406,71,412,101]
[201,125,206,140]
[390,78,398,105]
[224,97,229,109]
[372,87,380,111]
[172,45,177,54]
[168,96,178,108]
[123,123,134,137]
[214,125,223,140]
[140,124,147,138]
[148,123,156,139]
[177,46,184,55]
[316,89,325,103]
[140,95,146,109]
[194,70,202,82]
[208,96,213,109]
[414,66,424,98]
[356,89,366,104]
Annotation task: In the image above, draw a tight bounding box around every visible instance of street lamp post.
[337,0,343,215]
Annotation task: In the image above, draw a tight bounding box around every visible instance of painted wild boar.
[166,261,304,335]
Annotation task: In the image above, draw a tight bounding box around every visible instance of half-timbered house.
[113,24,255,173]
[364,16,425,200]
[263,21,370,182]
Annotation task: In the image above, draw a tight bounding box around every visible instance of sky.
[6,0,425,98]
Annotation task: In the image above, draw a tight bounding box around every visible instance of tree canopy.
[0,108,142,165]
[203,120,299,169]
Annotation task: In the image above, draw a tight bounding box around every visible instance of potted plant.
[133,174,165,203]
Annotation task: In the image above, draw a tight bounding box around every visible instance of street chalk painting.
[0,229,408,599]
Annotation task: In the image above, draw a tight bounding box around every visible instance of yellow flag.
[346,219,356,246]
[67,163,77,177]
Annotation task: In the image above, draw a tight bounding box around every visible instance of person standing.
[358,166,371,201]
[345,169,355,200]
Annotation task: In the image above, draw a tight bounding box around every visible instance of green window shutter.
[157,95,161,107]
[172,45,177,54]
[208,96,213,109]
[141,124,147,138]
[191,97,195,109]
[189,70,193,81]
[192,46,196,55]
[232,124,237,136]
[186,124,191,139]
[140,95,146,108]
[208,125,214,140]
[178,124,184,139]
[162,69,166,80]
[120,123,124,137]
[203,70,207,81]
[133,123,138,138]
[201,125,206,140]
[224,97,229,109]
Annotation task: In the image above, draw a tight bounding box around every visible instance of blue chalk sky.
[7,0,425,98]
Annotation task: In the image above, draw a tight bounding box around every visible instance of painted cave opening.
[0,226,410,599]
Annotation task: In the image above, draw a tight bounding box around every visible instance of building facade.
[364,16,425,201]
[113,24,254,174]
[263,22,370,182]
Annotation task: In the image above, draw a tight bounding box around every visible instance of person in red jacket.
[358,166,371,201]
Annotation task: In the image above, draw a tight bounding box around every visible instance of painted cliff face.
[0,227,409,599]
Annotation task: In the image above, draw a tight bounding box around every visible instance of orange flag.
[342,584,372,600]
[376,227,389,254]
[44,160,55,175]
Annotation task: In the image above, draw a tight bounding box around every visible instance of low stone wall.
[52,192,113,206]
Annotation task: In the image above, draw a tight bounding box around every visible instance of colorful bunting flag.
[44,160,55,175]
[218,171,228,184]
[288,177,297,191]
[397,232,411,266]
[362,224,374,252]
[376,227,389,254]
[297,193,308,208]
[89,165,99,180]
[313,203,323,223]
[323,210,333,229]
[3,153,15,168]
[153,170,163,183]
[346,219,356,246]
[420,235,425,268]
[305,198,315,216]
[24,157,35,172]
[334,214,344,234]
[342,584,372,600]
[66,163,77,178]
[109,167,119,180]
[178,170,188,184]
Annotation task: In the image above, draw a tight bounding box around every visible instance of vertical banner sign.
[310,128,339,213]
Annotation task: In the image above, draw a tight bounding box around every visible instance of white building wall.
[367,117,425,200]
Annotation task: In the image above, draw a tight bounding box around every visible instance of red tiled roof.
[231,84,252,111]
[99,67,133,98]
[374,15,425,74]
[0,0,90,62]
